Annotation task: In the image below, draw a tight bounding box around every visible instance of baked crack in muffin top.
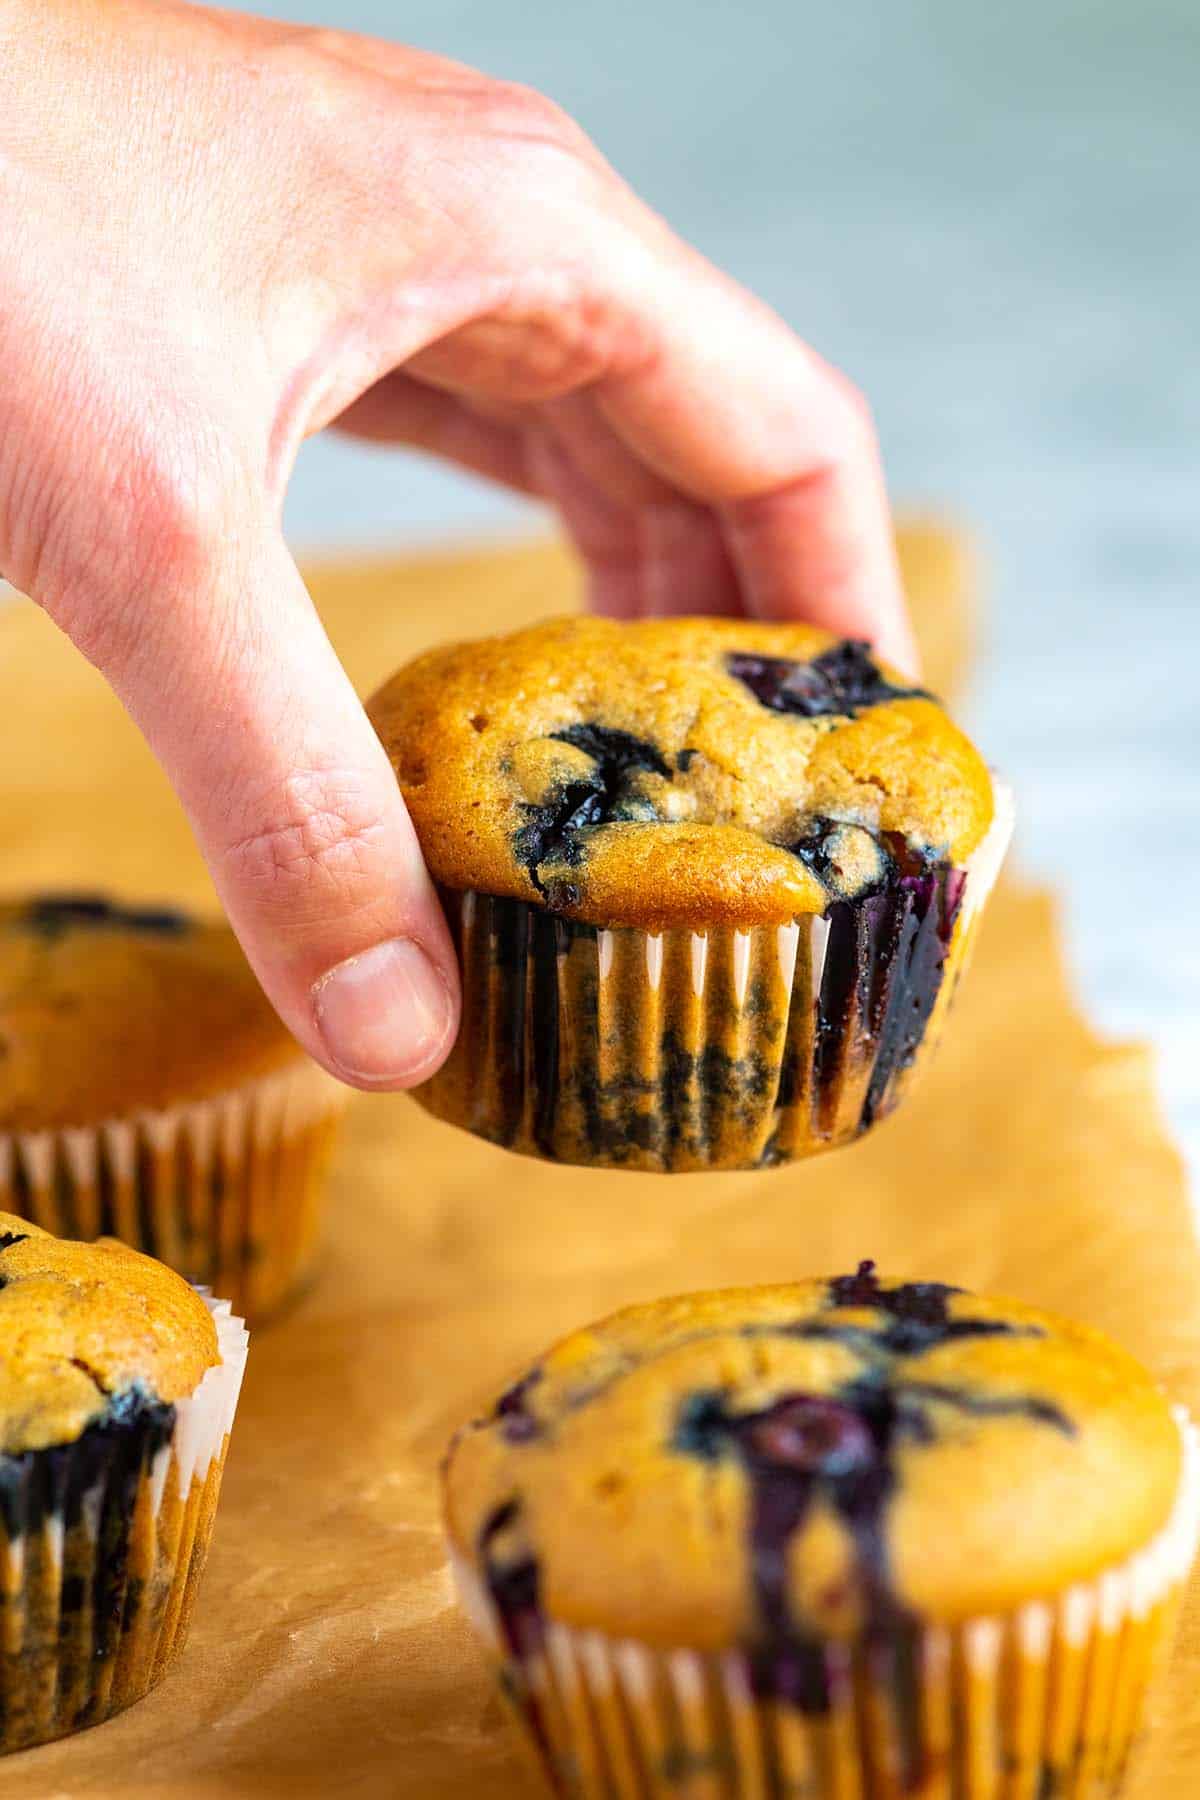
[368,617,994,929]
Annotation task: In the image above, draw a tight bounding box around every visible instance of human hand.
[0,0,914,1089]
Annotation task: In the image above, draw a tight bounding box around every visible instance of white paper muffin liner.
[0,1059,346,1318]
[0,1292,248,1755]
[418,782,1014,1172]
[451,1404,1198,1799]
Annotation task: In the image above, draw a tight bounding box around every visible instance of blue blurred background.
[237,0,1200,1180]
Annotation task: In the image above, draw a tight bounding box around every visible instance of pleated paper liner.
[0,1294,248,1756]
[417,785,1014,1172]
[451,1408,1200,1800]
[0,1060,346,1320]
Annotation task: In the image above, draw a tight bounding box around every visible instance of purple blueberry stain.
[726,640,930,719]
[829,1259,888,1308]
[789,816,893,902]
[670,1265,1073,1785]
[513,723,669,904]
[673,1382,911,1724]
[0,1229,28,1293]
[473,845,967,1169]
[808,1261,1033,1358]
[0,1389,176,1538]
[744,1395,878,1476]
[472,1266,1072,1792]
[494,1368,544,1445]
[477,1498,545,1662]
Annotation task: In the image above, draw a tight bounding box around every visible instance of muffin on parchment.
[0,895,347,1317]
[444,1265,1199,1799]
[369,617,1011,1172]
[0,1213,248,1753]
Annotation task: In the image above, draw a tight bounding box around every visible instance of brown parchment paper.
[0,530,1196,1798]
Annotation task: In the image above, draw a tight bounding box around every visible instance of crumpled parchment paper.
[1,530,1194,1798]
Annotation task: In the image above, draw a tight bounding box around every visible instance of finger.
[281,89,913,661]
[334,360,745,622]
[385,254,909,663]
[640,500,745,619]
[333,373,541,496]
[528,405,742,620]
[538,390,673,508]
[52,520,460,1091]
[331,349,737,631]
[590,249,916,670]
[722,467,918,672]
[536,393,744,615]
[524,429,643,617]
[369,201,911,661]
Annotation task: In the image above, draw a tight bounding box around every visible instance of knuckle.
[294,24,362,64]
[467,81,609,219]
[481,79,589,153]
[115,431,233,591]
[267,28,377,132]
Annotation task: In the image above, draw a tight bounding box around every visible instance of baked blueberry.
[445,1275,1197,1799]
[726,639,928,719]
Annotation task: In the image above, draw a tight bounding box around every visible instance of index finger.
[593,238,918,674]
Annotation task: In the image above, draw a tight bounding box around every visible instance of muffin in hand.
[369,618,1010,1171]
[445,1266,1198,1799]
[0,1213,248,1753]
[0,895,347,1318]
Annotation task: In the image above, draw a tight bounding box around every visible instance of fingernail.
[313,938,454,1086]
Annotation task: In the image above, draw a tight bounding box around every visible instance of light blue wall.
[228,1,1200,1176]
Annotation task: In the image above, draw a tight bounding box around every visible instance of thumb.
[55,518,460,1090]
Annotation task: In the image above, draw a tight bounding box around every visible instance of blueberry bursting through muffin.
[475,1264,1074,1792]
[514,723,672,909]
[512,644,933,909]
[724,641,930,720]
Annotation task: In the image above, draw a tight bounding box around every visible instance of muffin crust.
[369,617,994,929]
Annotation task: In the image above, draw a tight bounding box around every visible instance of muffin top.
[368,617,994,929]
[0,895,304,1132]
[0,1212,218,1455]
[445,1266,1183,1646]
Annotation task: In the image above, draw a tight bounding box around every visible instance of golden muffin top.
[0,896,304,1132]
[369,617,994,929]
[0,1212,218,1454]
[445,1267,1183,1647]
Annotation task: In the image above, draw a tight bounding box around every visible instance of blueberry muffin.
[445,1266,1198,1798]
[0,1213,248,1752]
[0,895,347,1317]
[368,618,1011,1171]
